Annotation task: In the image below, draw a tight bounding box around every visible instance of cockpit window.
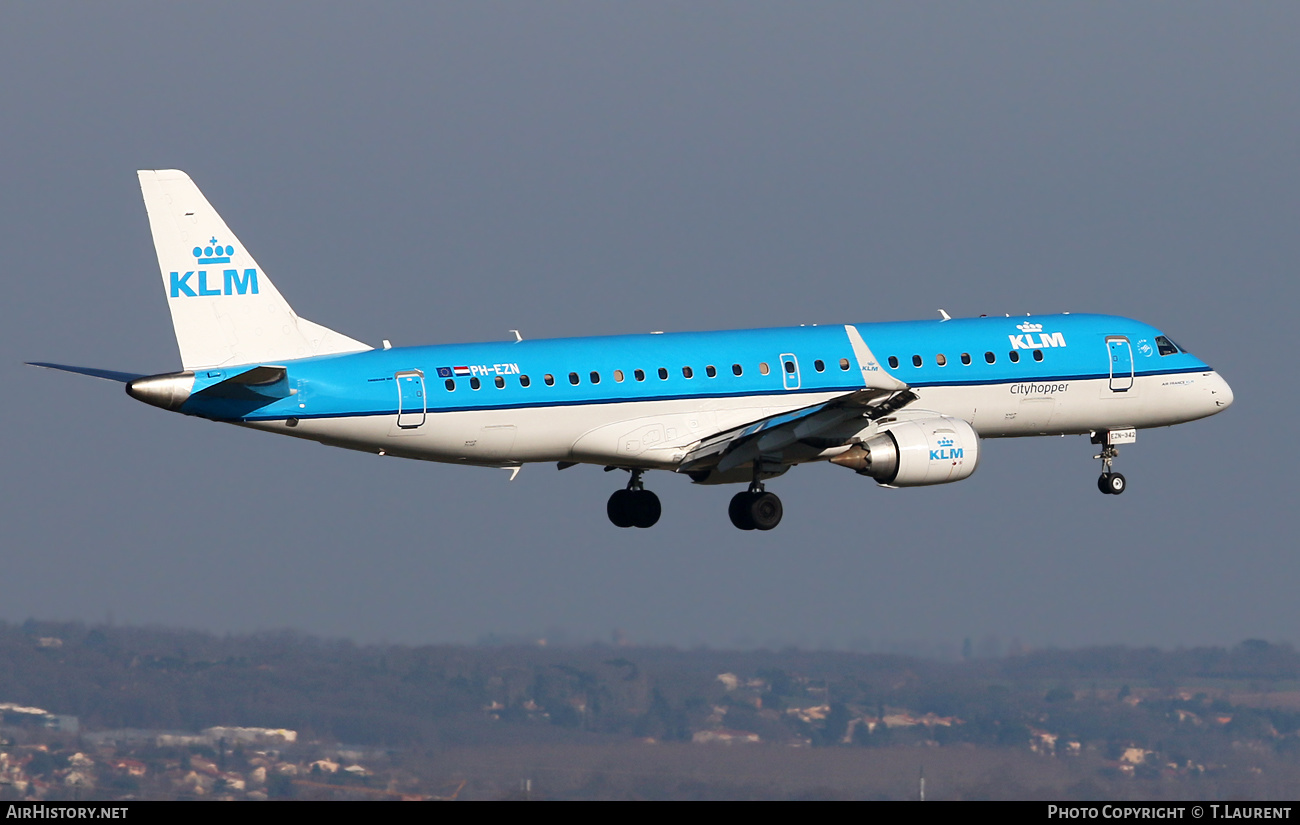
[1155,336,1179,356]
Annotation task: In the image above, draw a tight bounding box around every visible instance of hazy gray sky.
[3,3,1295,651]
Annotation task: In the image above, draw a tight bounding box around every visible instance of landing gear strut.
[1092,435,1127,496]
[607,468,661,528]
[728,466,783,531]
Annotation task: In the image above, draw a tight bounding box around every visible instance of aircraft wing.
[678,386,918,475]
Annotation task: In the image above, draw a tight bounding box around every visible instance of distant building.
[203,726,298,745]
[692,729,760,745]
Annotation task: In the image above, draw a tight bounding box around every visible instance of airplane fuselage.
[166,313,1231,473]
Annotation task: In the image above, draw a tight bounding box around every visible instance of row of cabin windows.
[440,357,853,392]
[887,349,1046,369]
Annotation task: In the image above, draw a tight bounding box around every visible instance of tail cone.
[125,372,194,411]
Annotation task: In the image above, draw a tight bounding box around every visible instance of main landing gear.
[728,470,783,531]
[607,469,661,528]
[1092,435,1127,496]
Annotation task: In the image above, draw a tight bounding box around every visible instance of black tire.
[1098,474,1113,495]
[607,489,635,528]
[632,490,662,528]
[748,491,783,531]
[1107,473,1127,495]
[728,491,756,530]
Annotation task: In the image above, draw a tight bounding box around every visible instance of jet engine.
[830,416,979,486]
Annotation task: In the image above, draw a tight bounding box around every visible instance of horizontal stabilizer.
[26,362,146,383]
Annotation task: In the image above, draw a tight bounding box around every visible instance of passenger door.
[395,370,426,428]
[1107,337,1134,392]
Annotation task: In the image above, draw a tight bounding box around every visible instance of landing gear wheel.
[748,491,783,531]
[1097,472,1127,495]
[608,471,662,528]
[630,490,661,528]
[1092,438,1126,497]
[729,492,756,530]
[607,489,635,528]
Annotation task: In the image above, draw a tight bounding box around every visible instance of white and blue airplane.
[31,170,1234,530]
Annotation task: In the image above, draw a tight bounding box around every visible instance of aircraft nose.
[1209,371,1234,412]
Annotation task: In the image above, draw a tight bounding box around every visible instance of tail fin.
[138,169,372,370]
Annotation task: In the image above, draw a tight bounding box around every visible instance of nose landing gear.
[1092,433,1127,495]
[606,468,661,528]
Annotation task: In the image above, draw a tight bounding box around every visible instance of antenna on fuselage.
[937,309,951,322]
[509,330,523,343]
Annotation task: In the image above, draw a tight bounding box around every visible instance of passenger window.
[961,353,971,365]
[614,369,624,382]
[495,375,505,388]
[569,372,580,385]
[839,358,850,370]
[984,352,996,364]
[936,354,947,366]
[470,377,481,390]
[784,361,795,373]
[590,371,600,384]
[1032,350,1043,362]
[634,369,646,382]
[520,375,531,387]
[888,356,899,369]
[732,364,743,376]
[682,366,693,378]
[1009,351,1020,363]
[706,365,717,378]
[658,367,669,380]
[445,379,455,391]
[759,362,770,375]
[544,374,555,386]
[912,355,923,367]
[814,360,825,372]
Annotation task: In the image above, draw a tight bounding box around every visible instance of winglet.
[844,325,908,391]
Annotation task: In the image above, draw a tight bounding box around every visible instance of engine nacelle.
[830,416,980,486]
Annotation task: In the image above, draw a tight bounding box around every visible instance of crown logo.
[1016,322,1043,333]
[193,237,234,265]
[937,436,954,447]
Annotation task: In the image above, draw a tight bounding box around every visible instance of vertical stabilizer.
[138,169,372,369]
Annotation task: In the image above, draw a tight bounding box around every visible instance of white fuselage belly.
[244,371,1224,469]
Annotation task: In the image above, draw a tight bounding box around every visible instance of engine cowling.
[829,416,980,486]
